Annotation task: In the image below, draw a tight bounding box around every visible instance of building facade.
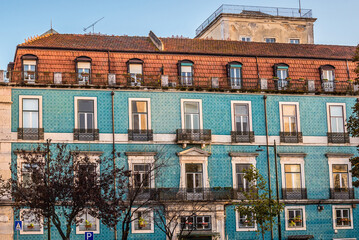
[195,5,316,44]
[0,32,358,240]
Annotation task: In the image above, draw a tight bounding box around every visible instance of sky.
[0,0,358,69]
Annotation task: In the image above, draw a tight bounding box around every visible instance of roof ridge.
[20,32,55,46]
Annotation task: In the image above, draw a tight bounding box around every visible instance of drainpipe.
[111,91,117,240]
[346,60,350,80]
[274,140,282,240]
[263,95,273,240]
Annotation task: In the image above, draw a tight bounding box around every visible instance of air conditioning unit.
[168,82,177,87]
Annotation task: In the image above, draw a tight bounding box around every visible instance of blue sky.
[0,0,358,69]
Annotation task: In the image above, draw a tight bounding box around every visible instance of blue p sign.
[85,232,94,240]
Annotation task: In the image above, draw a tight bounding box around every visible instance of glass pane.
[78,100,94,112]
[185,102,199,114]
[133,115,139,130]
[132,101,147,113]
[192,115,200,129]
[195,173,203,188]
[31,112,39,128]
[186,174,193,188]
[333,164,348,173]
[79,113,85,129]
[235,104,248,115]
[185,164,202,173]
[285,164,301,173]
[185,115,192,129]
[181,66,192,73]
[285,173,301,188]
[283,105,296,116]
[330,106,343,117]
[23,99,38,111]
[87,113,93,129]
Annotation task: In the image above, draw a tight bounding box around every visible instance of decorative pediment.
[177,147,211,157]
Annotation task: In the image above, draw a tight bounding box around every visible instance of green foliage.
[235,167,283,240]
[353,45,359,82]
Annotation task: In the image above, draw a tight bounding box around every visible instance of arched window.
[178,60,194,86]
[227,61,243,89]
[75,56,92,84]
[319,65,335,82]
[127,58,144,86]
[273,63,289,80]
[21,54,38,82]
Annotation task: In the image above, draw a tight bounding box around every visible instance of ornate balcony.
[280,132,303,143]
[330,188,355,199]
[327,132,350,144]
[73,129,99,141]
[128,129,153,141]
[176,129,211,145]
[231,131,255,143]
[282,188,307,200]
[17,128,44,140]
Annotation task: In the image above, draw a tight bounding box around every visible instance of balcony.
[282,188,307,200]
[231,131,255,143]
[330,188,355,199]
[176,129,211,146]
[275,79,289,90]
[128,129,153,141]
[73,129,99,141]
[280,132,303,143]
[327,132,350,144]
[17,128,44,140]
[322,81,335,92]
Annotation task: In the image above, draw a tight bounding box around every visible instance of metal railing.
[128,129,153,141]
[176,129,212,143]
[327,132,350,144]
[17,128,44,140]
[196,4,313,36]
[231,131,255,143]
[330,188,355,199]
[280,132,303,143]
[282,188,307,200]
[73,129,99,141]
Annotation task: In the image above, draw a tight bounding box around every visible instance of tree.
[235,167,283,240]
[0,140,125,240]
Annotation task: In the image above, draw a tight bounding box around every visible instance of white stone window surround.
[230,101,253,132]
[76,209,100,234]
[131,207,154,234]
[326,153,354,189]
[178,148,210,188]
[72,151,103,176]
[180,99,203,129]
[14,151,44,185]
[74,96,98,129]
[125,152,157,188]
[279,102,301,133]
[278,153,307,190]
[19,95,43,129]
[20,209,44,235]
[229,152,258,189]
[128,98,152,130]
[235,210,257,232]
[332,205,354,230]
[326,103,347,133]
[284,206,306,231]
[240,36,252,42]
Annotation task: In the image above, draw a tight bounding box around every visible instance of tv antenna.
[83,17,104,34]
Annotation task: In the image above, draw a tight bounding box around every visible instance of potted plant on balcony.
[272,76,279,81]
[85,220,92,229]
[294,215,302,223]
[138,217,147,228]
[27,223,35,229]
[298,77,305,82]
[338,218,351,225]
[322,78,329,82]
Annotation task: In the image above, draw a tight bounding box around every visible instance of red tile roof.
[18,33,357,60]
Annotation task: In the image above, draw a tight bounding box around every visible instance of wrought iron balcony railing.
[17,128,44,140]
[330,188,355,199]
[176,129,212,144]
[327,132,350,144]
[73,129,99,141]
[128,129,153,141]
[231,131,255,143]
[282,188,307,200]
[280,132,303,143]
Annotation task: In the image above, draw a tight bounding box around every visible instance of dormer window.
[75,56,91,84]
[127,58,143,86]
[320,65,335,92]
[274,63,289,80]
[21,54,38,83]
[227,61,243,89]
[178,60,193,86]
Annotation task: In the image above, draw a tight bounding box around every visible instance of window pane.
[333,164,348,173]
[78,100,94,112]
[31,112,39,128]
[181,66,192,73]
[186,174,193,188]
[195,173,203,188]
[133,115,139,130]
[79,113,86,129]
[192,115,200,129]
[87,113,93,129]
[139,114,147,130]
[132,101,147,113]
[285,173,301,188]
[185,164,202,173]
[285,164,301,173]
[330,106,343,117]
[23,99,38,111]
[283,105,296,116]
[235,104,248,115]
[185,102,199,114]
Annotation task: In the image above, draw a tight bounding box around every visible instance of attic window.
[21,55,38,82]
[178,60,194,86]
[75,56,92,84]
[227,61,243,89]
[274,63,289,80]
[320,65,335,82]
[127,58,144,86]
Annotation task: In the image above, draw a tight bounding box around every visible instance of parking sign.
[85,232,94,240]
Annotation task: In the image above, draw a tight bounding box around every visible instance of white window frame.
[128,98,151,130]
[15,151,44,186]
[326,103,347,133]
[289,39,300,44]
[265,37,276,43]
[76,209,100,234]
[240,36,251,42]
[235,210,257,231]
[279,102,301,133]
[73,151,102,178]
[181,99,203,130]
[231,101,252,132]
[74,97,98,129]
[127,153,156,188]
[20,209,43,235]
[230,154,257,189]
[131,207,154,234]
[279,154,306,190]
[327,156,353,189]
[19,95,43,129]
[285,206,306,231]
[332,205,353,230]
